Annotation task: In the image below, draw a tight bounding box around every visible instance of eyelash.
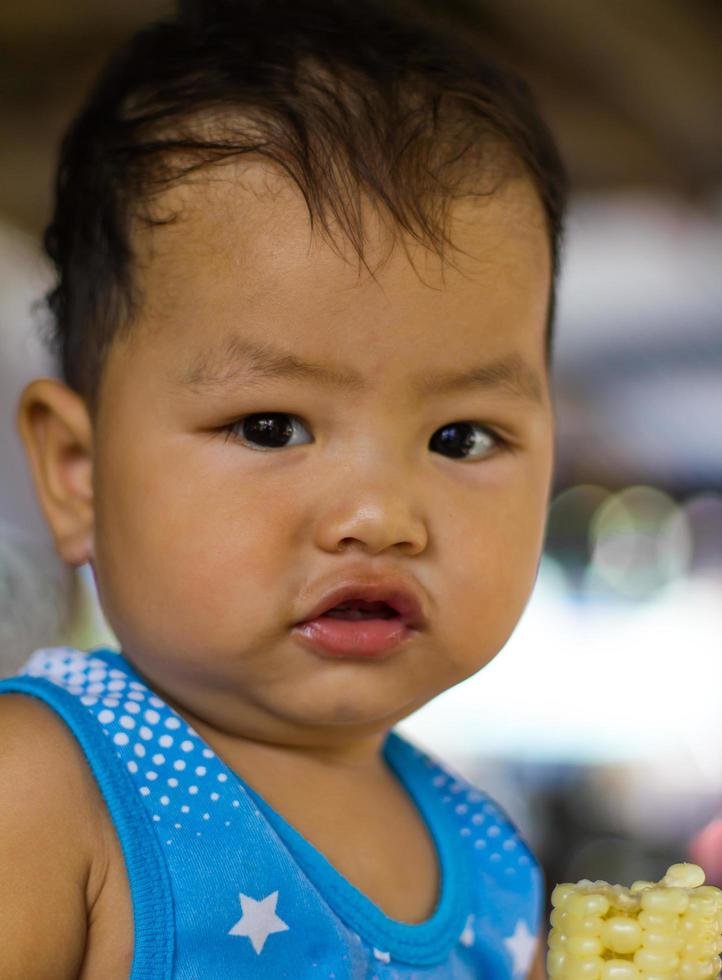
[219,412,510,461]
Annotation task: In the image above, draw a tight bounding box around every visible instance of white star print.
[503,919,538,977]
[459,913,475,947]
[228,890,290,954]
[373,948,391,963]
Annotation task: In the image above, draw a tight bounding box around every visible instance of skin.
[18,164,553,976]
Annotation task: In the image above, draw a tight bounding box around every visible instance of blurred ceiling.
[1,0,721,494]
[1,0,721,234]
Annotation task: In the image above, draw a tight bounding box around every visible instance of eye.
[221,412,506,460]
[429,421,505,460]
[221,412,312,450]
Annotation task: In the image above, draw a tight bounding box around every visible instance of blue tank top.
[0,646,543,978]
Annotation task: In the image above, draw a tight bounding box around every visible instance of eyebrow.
[171,335,545,404]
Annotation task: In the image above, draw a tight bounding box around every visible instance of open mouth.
[293,596,414,657]
[320,600,399,620]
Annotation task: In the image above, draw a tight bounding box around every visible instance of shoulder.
[0,691,112,910]
[0,692,105,977]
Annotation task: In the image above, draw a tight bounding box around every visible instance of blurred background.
[1,0,721,927]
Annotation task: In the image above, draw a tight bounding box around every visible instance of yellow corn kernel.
[610,890,640,913]
[601,916,643,954]
[679,959,720,979]
[559,913,605,937]
[640,887,689,915]
[637,909,679,932]
[633,946,679,973]
[563,956,604,979]
[681,916,717,935]
[694,887,722,909]
[640,930,682,953]
[551,883,577,908]
[680,940,722,959]
[600,962,640,979]
[662,864,706,889]
[547,863,722,980]
[686,895,721,918]
[565,892,611,918]
[546,948,566,974]
[549,907,564,929]
[566,934,604,957]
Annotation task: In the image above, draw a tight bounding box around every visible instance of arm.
[0,694,94,980]
[527,933,547,979]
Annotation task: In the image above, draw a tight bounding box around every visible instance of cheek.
[93,445,298,630]
[446,467,549,637]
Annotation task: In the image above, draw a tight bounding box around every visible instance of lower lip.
[292,616,415,658]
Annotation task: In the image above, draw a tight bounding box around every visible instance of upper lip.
[295,578,427,630]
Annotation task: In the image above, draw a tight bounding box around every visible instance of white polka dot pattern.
[24,647,539,880]
[420,754,538,888]
[22,647,250,848]
[15,647,543,980]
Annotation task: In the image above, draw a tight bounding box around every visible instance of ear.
[16,378,94,567]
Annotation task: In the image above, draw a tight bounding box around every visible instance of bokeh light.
[588,486,692,599]
[682,491,722,579]
[545,484,611,593]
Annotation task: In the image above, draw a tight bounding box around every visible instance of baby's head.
[18,0,567,755]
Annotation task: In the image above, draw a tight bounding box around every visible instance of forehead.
[118,162,551,399]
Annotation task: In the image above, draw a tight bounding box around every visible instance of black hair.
[41,0,568,417]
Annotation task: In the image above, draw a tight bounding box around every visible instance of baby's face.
[88,165,553,754]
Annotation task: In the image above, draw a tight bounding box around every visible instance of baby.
[0,0,566,977]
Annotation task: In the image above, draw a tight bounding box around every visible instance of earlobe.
[15,378,95,567]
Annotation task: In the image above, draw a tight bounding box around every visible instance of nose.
[314,471,428,557]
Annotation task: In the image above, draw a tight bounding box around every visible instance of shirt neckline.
[89,647,472,965]
[242,730,472,963]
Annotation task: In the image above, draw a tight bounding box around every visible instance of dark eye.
[429,421,503,460]
[222,413,311,450]
[221,413,505,460]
